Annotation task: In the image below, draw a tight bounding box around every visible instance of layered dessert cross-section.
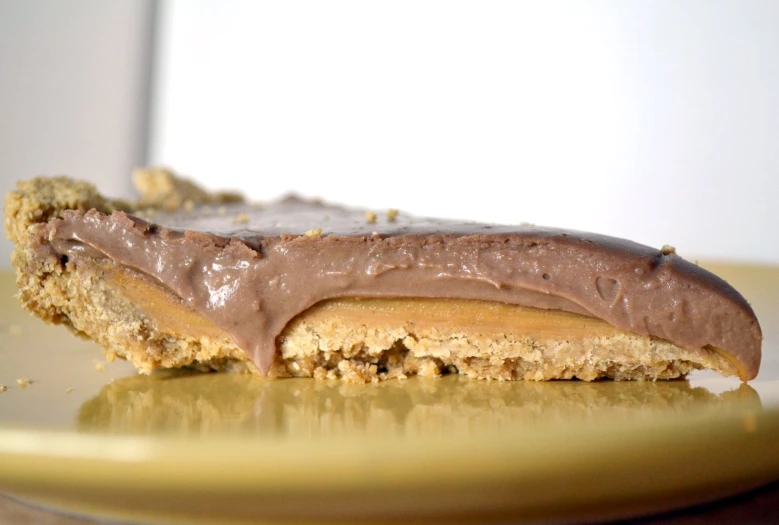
[4,170,762,383]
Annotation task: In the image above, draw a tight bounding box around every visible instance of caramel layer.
[109,265,622,344]
[300,297,622,340]
[108,266,228,342]
[107,263,744,381]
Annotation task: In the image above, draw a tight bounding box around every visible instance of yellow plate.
[0,265,778,524]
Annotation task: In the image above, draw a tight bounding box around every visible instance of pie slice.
[4,169,762,383]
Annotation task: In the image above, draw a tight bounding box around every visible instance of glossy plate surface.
[0,265,778,524]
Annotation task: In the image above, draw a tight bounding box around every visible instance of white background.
[151,0,779,263]
[2,1,778,266]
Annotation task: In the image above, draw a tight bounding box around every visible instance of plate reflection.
[77,373,761,439]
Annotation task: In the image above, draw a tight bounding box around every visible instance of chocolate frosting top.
[48,197,762,379]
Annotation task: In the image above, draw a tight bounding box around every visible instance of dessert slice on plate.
[4,169,762,383]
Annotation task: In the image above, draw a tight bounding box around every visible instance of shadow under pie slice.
[3,169,762,382]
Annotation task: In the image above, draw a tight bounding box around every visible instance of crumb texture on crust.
[3,171,240,351]
[276,308,738,383]
[132,166,243,211]
[4,177,120,246]
[4,176,131,334]
[3,168,237,245]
